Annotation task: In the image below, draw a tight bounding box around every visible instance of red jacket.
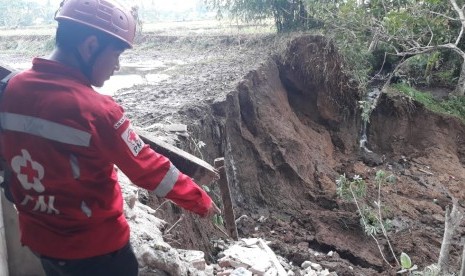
[0,58,212,259]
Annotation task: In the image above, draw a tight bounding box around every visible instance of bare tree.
[378,0,465,95]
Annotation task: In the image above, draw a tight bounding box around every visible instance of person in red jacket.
[0,0,220,275]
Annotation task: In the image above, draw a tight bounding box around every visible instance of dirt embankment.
[146,35,465,274]
[3,32,465,275]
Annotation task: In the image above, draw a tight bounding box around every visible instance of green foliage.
[213,214,224,226]
[359,100,374,123]
[401,252,413,269]
[336,170,400,267]
[336,173,392,236]
[305,0,376,91]
[383,1,453,45]
[204,0,318,32]
[360,206,382,236]
[395,52,457,88]
[298,0,462,96]
[42,37,55,52]
[336,174,366,201]
[0,0,50,27]
[424,51,441,85]
[435,69,457,86]
[393,83,465,121]
[376,169,396,184]
[202,185,211,192]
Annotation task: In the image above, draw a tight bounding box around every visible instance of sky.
[44,0,200,12]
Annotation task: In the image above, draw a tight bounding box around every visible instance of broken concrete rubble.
[213,238,339,276]
[120,171,339,276]
[121,172,214,276]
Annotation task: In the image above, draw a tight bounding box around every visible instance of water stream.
[360,87,382,153]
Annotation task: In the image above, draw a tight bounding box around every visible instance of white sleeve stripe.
[0,112,91,147]
[153,163,179,197]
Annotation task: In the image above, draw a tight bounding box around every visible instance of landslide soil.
[2,30,465,275]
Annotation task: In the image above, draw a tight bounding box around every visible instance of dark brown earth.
[2,30,465,275]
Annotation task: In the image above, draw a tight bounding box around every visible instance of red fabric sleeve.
[95,100,212,216]
[166,173,212,216]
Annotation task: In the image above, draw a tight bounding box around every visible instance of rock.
[310,263,322,271]
[360,149,384,167]
[305,269,318,276]
[217,269,234,276]
[139,267,170,276]
[178,249,206,270]
[219,258,233,268]
[164,123,188,133]
[242,238,259,247]
[301,261,312,269]
[139,245,187,276]
[264,267,278,276]
[250,260,271,275]
[231,267,252,276]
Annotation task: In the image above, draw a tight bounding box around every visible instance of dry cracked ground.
[2,24,465,275]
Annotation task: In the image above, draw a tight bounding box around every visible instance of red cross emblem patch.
[11,149,45,193]
[121,125,144,156]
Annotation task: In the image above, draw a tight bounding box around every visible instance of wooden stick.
[164,214,185,235]
[418,168,433,175]
[214,158,239,240]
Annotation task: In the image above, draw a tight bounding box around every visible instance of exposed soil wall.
[183,35,465,274]
[214,36,385,273]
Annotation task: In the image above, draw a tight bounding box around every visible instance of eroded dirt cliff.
[157,35,465,274]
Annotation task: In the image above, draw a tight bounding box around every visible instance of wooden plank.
[0,63,16,81]
[0,192,9,276]
[214,157,238,240]
[137,129,219,186]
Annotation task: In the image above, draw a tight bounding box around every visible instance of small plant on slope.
[336,170,399,268]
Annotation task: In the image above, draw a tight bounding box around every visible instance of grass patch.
[392,83,465,121]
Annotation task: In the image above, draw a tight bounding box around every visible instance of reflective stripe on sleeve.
[0,112,91,147]
[153,163,179,197]
[69,154,80,179]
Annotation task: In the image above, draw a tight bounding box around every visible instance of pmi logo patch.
[121,126,144,156]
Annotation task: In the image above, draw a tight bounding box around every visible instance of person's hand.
[204,201,221,218]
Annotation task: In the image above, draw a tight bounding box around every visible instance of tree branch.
[450,0,465,45]
[438,199,463,275]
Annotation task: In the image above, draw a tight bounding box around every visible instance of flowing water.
[360,87,382,153]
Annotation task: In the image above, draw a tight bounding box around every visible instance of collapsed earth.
[1,24,465,275]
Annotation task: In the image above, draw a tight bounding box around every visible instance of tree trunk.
[454,56,465,96]
[438,202,463,275]
[460,238,465,276]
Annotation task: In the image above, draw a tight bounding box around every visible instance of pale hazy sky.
[45,0,200,12]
